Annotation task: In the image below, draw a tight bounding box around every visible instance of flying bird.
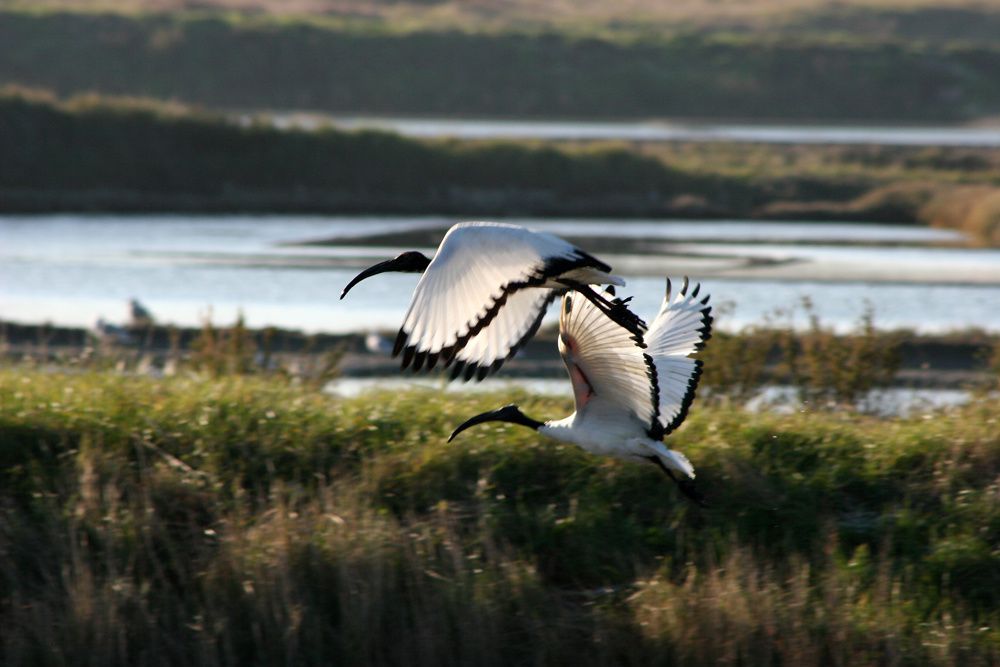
[340,221,645,382]
[449,278,712,503]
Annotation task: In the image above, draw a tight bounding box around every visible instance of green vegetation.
[0,88,722,216]
[3,8,1000,122]
[4,0,1000,46]
[700,303,904,407]
[6,88,1000,243]
[0,367,998,665]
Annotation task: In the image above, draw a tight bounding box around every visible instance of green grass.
[4,0,1000,46]
[1,368,998,665]
[3,8,1000,122]
[7,87,1000,243]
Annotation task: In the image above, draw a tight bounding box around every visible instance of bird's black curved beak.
[340,258,400,300]
[340,251,432,299]
[448,404,541,442]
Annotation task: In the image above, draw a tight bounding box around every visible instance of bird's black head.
[340,251,432,299]
[448,404,543,442]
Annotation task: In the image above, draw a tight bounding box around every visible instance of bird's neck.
[538,414,581,443]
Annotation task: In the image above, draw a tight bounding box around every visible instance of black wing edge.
[393,250,601,376]
[447,290,561,383]
[646,278,714,441]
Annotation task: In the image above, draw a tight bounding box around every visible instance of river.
[256,114,1000,148]
[2,214,1000,334]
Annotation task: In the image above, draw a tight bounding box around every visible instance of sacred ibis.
[340,221,644,382]
[449,278,712,504]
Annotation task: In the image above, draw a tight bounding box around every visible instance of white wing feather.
[645,278,713,437]
[397,222,614,377]
[557,278,712,440]
[557,290,655,426]
[449,288,557,381]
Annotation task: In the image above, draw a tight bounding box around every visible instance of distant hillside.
[0,90,755,216]
[2,10,1000,122]
[5,0,1000,46]
[4,90,1000,242]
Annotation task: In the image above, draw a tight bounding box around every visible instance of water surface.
[2,214,999,334]
[263,114,1000,148]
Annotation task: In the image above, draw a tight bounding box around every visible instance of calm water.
[263,114,1000,148]
[2,214,1000,334]
[327,377,974,418]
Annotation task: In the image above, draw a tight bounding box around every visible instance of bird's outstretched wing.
[644,278,713,440]
[446,289,560,382]
[557,288,656,426]
[395,222,614,379]
[557,279,712,439]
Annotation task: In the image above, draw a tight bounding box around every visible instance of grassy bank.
[3,9,1000,122]
[5,89,1000,242]
[0,368,998,665]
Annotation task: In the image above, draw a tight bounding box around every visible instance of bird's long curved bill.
[448,408,509,442]
[340,258,399,299]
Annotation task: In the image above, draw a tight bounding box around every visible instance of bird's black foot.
[647,456,708,508]
[573,285,647,338]
[605,297,647,337]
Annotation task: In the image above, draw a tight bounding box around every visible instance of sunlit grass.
[1,367,998,664]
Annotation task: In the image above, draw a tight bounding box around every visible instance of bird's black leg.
[571,285,647,337]
[646,456,708,508]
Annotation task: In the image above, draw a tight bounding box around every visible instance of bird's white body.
[539,279,712,478]
[541,404,689,469]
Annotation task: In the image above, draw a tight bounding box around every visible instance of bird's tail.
[648,441,695,479]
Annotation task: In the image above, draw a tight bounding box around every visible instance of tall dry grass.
[1,368,998,665]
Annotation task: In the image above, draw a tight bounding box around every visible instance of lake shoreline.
[0,187,897,223]
[3,320,994,390]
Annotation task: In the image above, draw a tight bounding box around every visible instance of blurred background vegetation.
[2,1,1000,121]
[3,0,1000,240]
[3,88,1000,242]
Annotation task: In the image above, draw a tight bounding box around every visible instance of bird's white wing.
[396,222,612,379]
[644,278,713,439]
[447,288,559,382]
[557,289,656,426]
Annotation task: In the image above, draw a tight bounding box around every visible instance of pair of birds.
[341,221,713,504]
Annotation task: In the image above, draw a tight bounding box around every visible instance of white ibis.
[340,221,645,382]
[449,278,712,504]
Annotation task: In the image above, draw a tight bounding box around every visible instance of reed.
[1,368,998,665]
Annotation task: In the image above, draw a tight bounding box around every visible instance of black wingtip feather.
[392,330,408,357]
[401,345,416,370]
[463,363,478,383]
[425,352,440,370]
[411,350,427,372]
